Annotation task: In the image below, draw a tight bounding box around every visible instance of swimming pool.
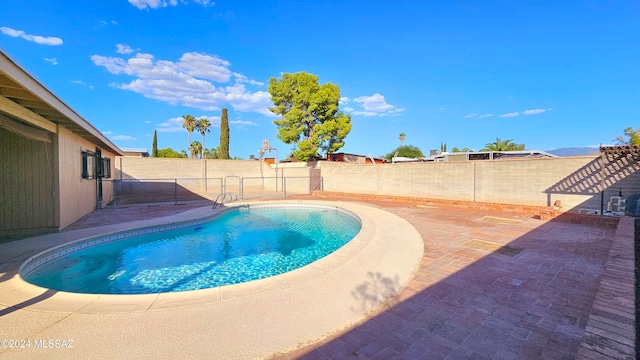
[21,204,361,294]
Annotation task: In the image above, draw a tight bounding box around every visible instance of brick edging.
[578,216,636,359]
[311,191,549,215]
[310,191,621,228]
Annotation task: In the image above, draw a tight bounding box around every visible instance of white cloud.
[192,0,214,6]
[128,0,214,10]
[91,52,272,115]
[478,113,493,118]
[233,72,264,86]
[353,94,392,111]
[102,130,113,135]
[1,27,62,45]
[157,115,221,133]
[116,44,134,54]
[500,112,520,118]
[230,120,258,126]
[352,111,379,117]
[197,115,221,127]
[44,57,58,65]
[112,135,136,140]
[439,107,445,110]
[230,119,258,130]
[379,107,404,117]
[157,116,185,133]
[72,80,94,90]
[339,97,349,105]
[343,106,354,112]
[464,113,477,119]
[145,120,151,123]
[98,20,118,27]
[522,109,546,115]
[350,93,404,117]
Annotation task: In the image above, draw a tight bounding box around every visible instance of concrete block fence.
[113,155,640,212]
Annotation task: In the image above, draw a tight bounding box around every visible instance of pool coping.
[0,200,424,359]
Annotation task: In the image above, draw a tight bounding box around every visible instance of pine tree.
[268,72,351,161]
[220,108,230,159]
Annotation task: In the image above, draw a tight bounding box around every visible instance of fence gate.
[310,168,322,192]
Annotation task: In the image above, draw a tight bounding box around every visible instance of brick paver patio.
[54,196,636,359]
[272,196,635,360]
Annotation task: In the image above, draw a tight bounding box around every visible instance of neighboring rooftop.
[393,150,558,163]
[121,148,150,157]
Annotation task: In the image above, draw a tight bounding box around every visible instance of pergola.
[598,145,640,214]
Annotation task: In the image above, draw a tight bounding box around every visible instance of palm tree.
[394,133,406,160]
[203,146,220,159]
[452,147,475,153]
[481,137,525,152]
[182,115,196,158]
[196,117,211,159]
[190,141,202,159]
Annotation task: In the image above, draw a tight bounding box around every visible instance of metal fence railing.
[105,176,323,208]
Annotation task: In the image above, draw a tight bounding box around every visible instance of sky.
[1,0,639,159]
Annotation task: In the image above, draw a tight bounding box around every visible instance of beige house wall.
[0,126,56,236]
[57,126,116,229]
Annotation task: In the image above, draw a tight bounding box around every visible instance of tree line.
[151,108,232,159]
[383,137,527,162]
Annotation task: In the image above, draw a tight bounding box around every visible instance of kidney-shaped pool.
[21,204,362,294]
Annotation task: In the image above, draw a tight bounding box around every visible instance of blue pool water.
[24,206,361,294]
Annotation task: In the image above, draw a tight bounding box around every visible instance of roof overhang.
[0,48,123,156]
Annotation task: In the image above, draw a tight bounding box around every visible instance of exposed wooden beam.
[14,98,52,109]
[0,87,40,101]
[0,95,57,133]
[0,74,22,89]
[31,107,64,117]
[41,115,68,122]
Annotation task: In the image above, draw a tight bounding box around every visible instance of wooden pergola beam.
[600,145,640,154]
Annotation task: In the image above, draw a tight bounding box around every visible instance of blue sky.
[1,0,638,158]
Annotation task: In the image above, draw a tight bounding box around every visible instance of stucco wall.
[57,126,117,229]
[0,126,56,236]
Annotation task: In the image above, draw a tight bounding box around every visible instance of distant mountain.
[546,147,600,157]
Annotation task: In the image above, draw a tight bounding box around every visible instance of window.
[82,150,96,179]
[102,157,111,179]
[469,153,490,161]
[82,150,111,179]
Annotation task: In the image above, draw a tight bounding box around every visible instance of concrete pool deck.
[0,200,424,359]
[0,196,635,359]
